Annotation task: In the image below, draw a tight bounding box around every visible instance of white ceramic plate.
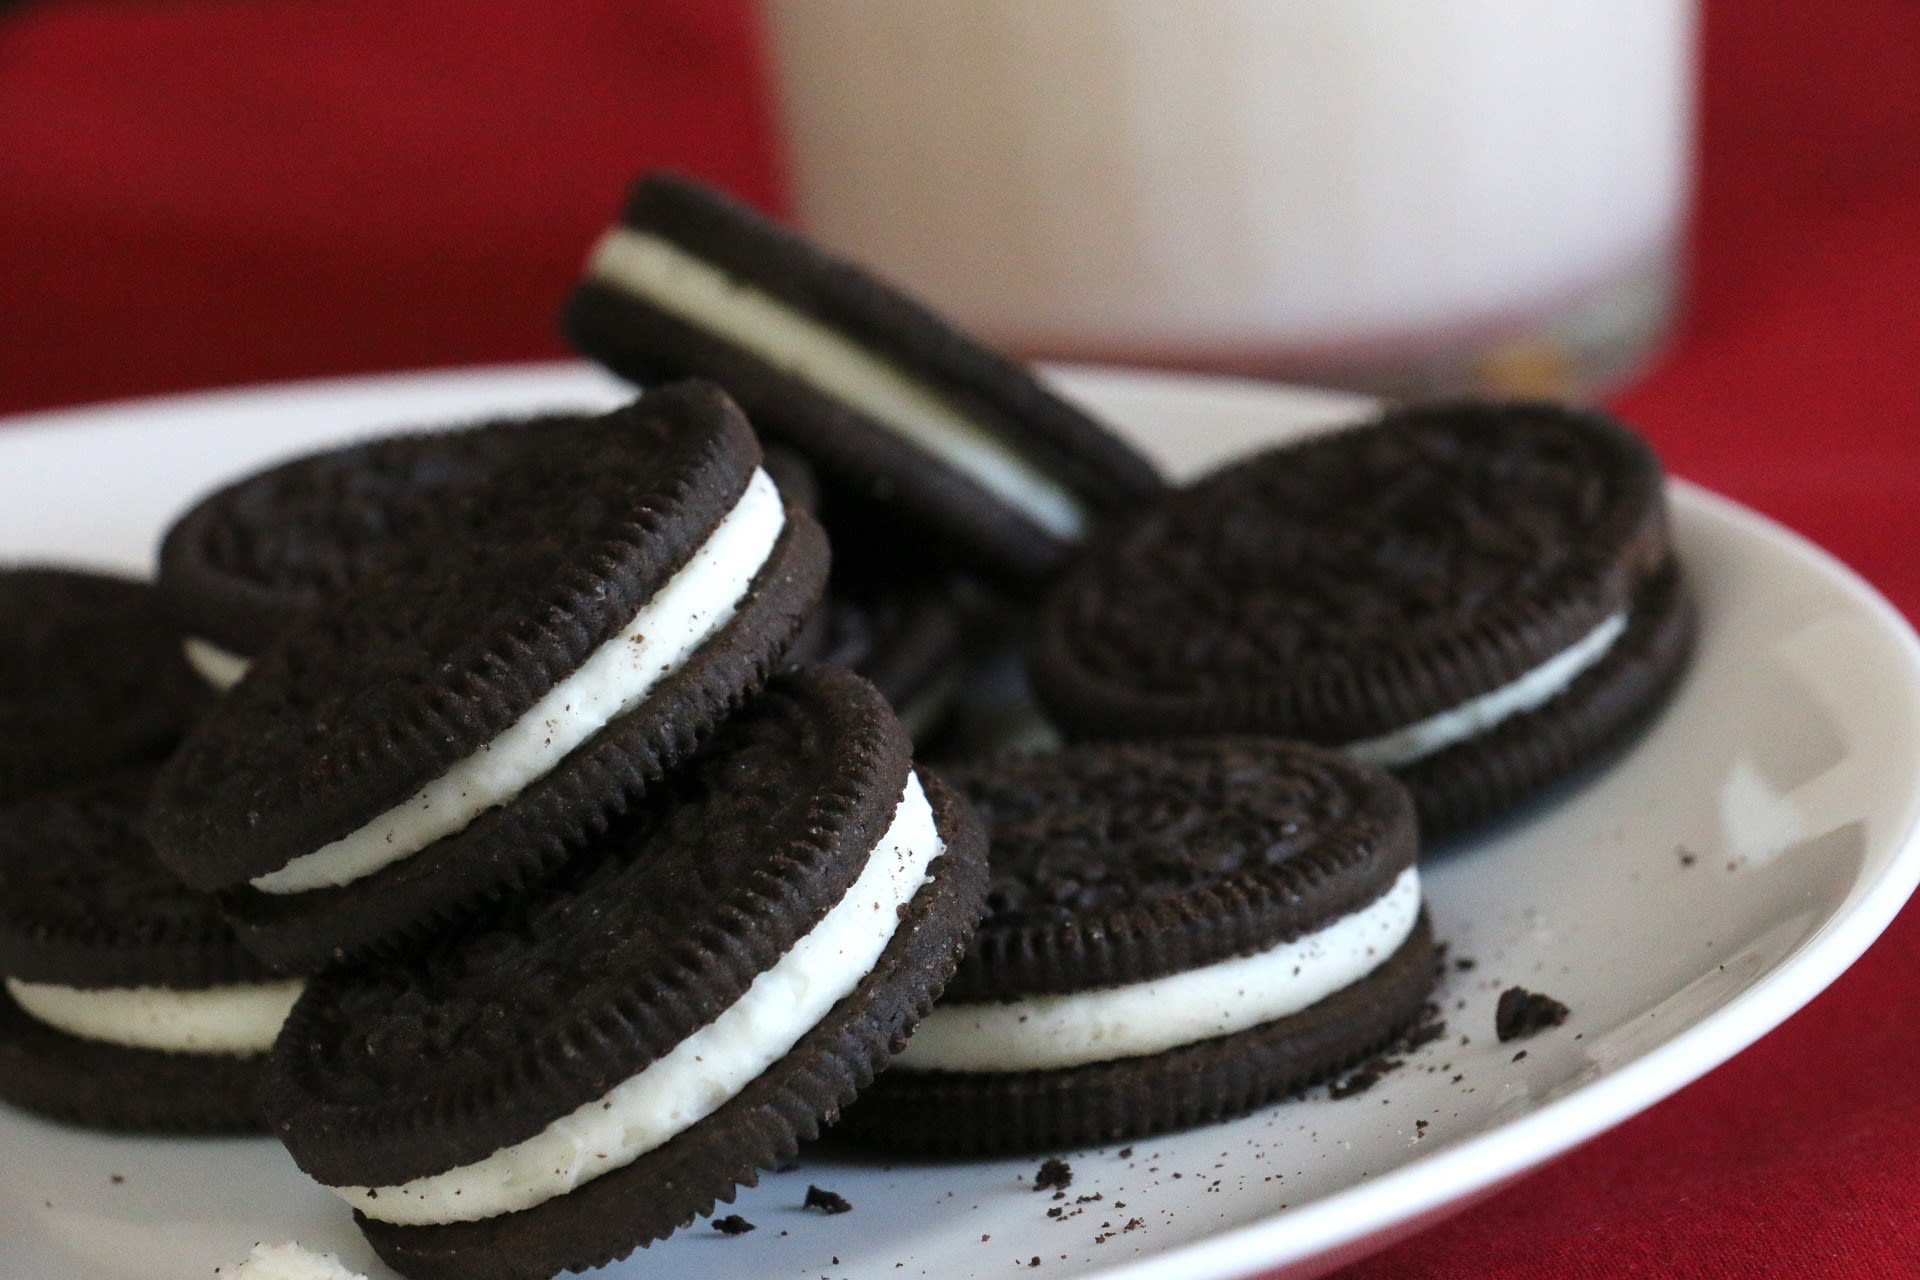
[3,364,1919,1280]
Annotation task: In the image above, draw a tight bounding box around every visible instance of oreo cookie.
[262,668,988,1280]
[560,172,1165,589]
[158,410,604,689]
[839,739,1434,1154]
[1031,401,1694,837]
[160,413,830,692]
[145,384,830,968]
[0,769,300,1132]
[0,567,203,805]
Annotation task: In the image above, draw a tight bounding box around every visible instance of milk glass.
[761,0,1694,398]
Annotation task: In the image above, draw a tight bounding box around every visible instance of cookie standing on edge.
[0,568,204,805]
[839,739,1435,1154]
[262,668,989,1280]
[0,769,302,1132]
[560,172,1165,589]
[145,384,830,968]
[1031,401,1694,838]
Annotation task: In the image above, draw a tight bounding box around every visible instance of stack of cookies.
[0,172,1692,1280]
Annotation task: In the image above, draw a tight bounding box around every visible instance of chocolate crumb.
[1034,1158,1073,1192]
[1330,1057,1402,1098]
[713,1215,755,1235]
[1678,848,1698,867]
[1400,1013,1448,1051]
[109,1174,124,1185]
[1116,1146,1133,1159]
[1453,957,1477,971]
[1029,1257,1041,1268]
[1495,987,1570,1042]
[804,1185,852,1214]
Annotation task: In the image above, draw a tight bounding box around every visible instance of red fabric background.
[2,1,1917,1275]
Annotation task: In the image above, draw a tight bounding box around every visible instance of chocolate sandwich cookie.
[0,769,302,1131]
[262,668,988,1280]
[560,172,1165,589]
[158,409,606,690]
[838,739,1435,1154]
[0,567,203,805]
[1031,400,1694,838]
[161,414,828,693]
[146,384,830,968]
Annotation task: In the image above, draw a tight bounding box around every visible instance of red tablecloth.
[3,2,1918,1275]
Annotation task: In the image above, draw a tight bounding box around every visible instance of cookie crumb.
[1495,987,1570,1042]
[712,1215,755,1235]
[804,1184,852,1214]
[1329,1057,1402,1098]
[1033,1158,1073,1192]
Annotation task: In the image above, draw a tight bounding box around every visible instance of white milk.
[762,0,1694,395]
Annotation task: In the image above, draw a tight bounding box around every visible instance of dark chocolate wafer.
[0,770,296,1131]
[0,568,203,806]
[161,418,828,673]
[262,668,988,1280]
[1031,400,1691,838]
[146,384,829,966]
[838,739,1434,1153]
[561,172,1164,589]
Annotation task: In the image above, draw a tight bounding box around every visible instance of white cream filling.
[1342,612,1629,768]
[893,867,1420,1074]
[337,771,945,1226]
[5,976,303,1056]
[587,227,1085,540]
[231,1241,368,1280]
[183,635,251,692]
[250,470,785,896]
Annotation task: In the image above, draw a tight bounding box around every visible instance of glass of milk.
[760,0,1695,399]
